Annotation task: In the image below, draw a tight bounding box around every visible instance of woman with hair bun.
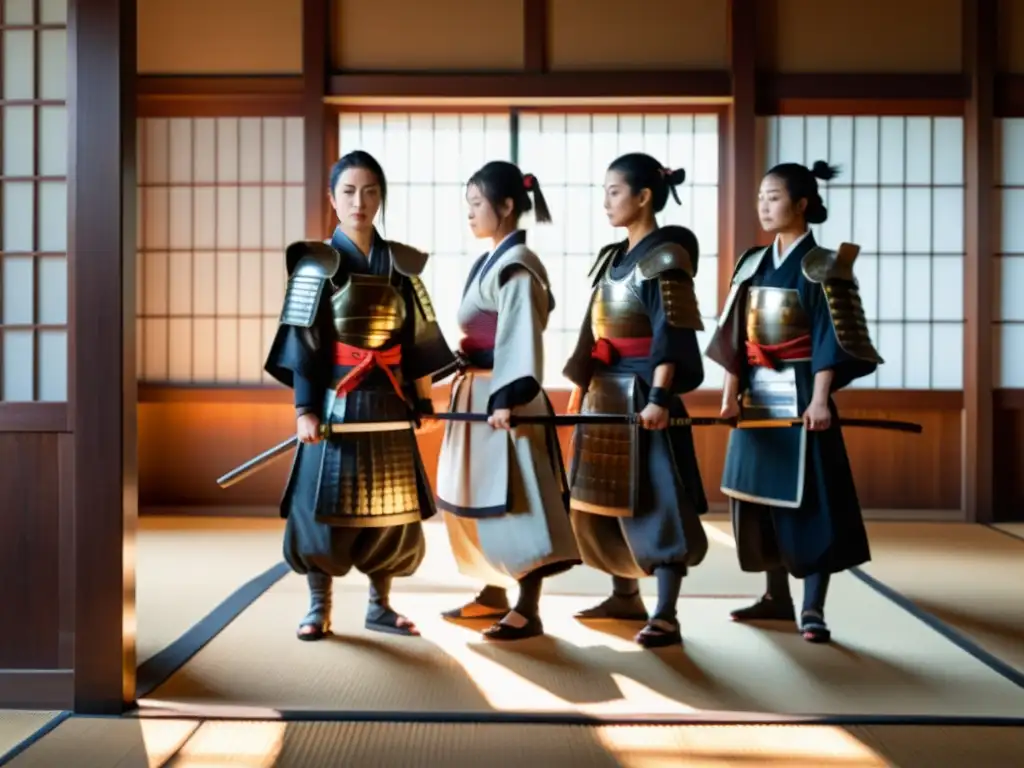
[265,149,455,642]
[436,160,581,641]
[562,152,710,649]
[706,160,883,644]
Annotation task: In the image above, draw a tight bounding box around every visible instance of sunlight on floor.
[166,721,286,767]
[132,718,199,766]
[595,725,889,767]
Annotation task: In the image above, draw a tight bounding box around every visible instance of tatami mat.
[0,712,60,761]
[994,522,1024,541]
[136,517,286,663]
[852,522,1024,674]
[133,516,761,675]
[9,717,1024,767]
[139,556,1024,718]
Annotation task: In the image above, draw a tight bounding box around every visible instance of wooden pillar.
[524,0,549,75]
[69,0,138,713]
[303,0,331,237]
[723,0,759,302]
[962,0,996,523]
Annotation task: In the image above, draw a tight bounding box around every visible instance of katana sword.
[216,412,922,490]
[422,412,924,433]
[215,421,414,489]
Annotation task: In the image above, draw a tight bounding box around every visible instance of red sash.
[459,337,493,355]
[591,336,652,365]
[745,334,812,369]
[333,342,404,398]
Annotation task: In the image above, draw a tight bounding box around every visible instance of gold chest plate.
[590,272,651,340]
[745,287,811,346]
[330,273,406,349]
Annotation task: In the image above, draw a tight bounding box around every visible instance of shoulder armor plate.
[801,243,884,364]
[732,245,768,285]
[589,241,622,286]
[716,245,769,326]
[286,240,341,278]
[801,243,858,284]
[281,241,341,328]
[659,274,704,331]
[388,241,429,277]
[637,242,697,280]
[409,275,437,323]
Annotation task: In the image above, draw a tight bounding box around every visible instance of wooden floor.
[3,515,1023,767]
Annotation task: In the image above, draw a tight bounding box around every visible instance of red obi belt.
[745,334,812,369]
[591,336,652,365]
[333,342,403,398]
[459,336,494,356]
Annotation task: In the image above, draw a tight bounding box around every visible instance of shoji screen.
[1,0,68,401]
[136,116,305,384]
[763,115,965,390]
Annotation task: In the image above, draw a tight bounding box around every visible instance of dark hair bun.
[811,160,839,182]
[667,168,686,186]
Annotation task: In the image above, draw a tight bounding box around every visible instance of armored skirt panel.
[437,369,579,586]
[567,274,708,579]
[281,366,431,578]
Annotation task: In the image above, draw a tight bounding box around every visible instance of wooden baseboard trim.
[0,670,73,709]
[140,505,281,518]
[705,504,963,522]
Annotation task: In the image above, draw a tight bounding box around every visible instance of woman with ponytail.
[706,160,882,644]
[435,160,581,641]
[562,152,710,649]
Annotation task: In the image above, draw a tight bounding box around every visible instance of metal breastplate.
[742,287,810,421]
[745,287,811,346]
[590,271,651,340]
[330,273,406,349]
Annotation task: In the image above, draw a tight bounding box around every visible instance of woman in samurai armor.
[562,153,710,649]
[705,159,882,643]
[264,150,456,641]
[435,161,581,641]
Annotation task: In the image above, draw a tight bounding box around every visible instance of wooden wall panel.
[993,392,1024,519]
[759,0,962,73]
[998,0,1024,73]
[137,0,302,74]
[0,434,61,668]
[138,389,963,515]
[332,0,523,71]
[548,0,728,71]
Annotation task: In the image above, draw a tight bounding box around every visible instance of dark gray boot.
[297,571,333,641]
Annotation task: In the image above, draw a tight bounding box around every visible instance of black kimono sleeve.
[400,276,457,382]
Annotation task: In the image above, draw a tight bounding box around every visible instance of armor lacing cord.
[745,334,812,369]
[333,342,405,402]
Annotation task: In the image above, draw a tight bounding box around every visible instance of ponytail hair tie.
[523,173,535,190]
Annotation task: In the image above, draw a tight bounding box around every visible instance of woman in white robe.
[435,161,581,641]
